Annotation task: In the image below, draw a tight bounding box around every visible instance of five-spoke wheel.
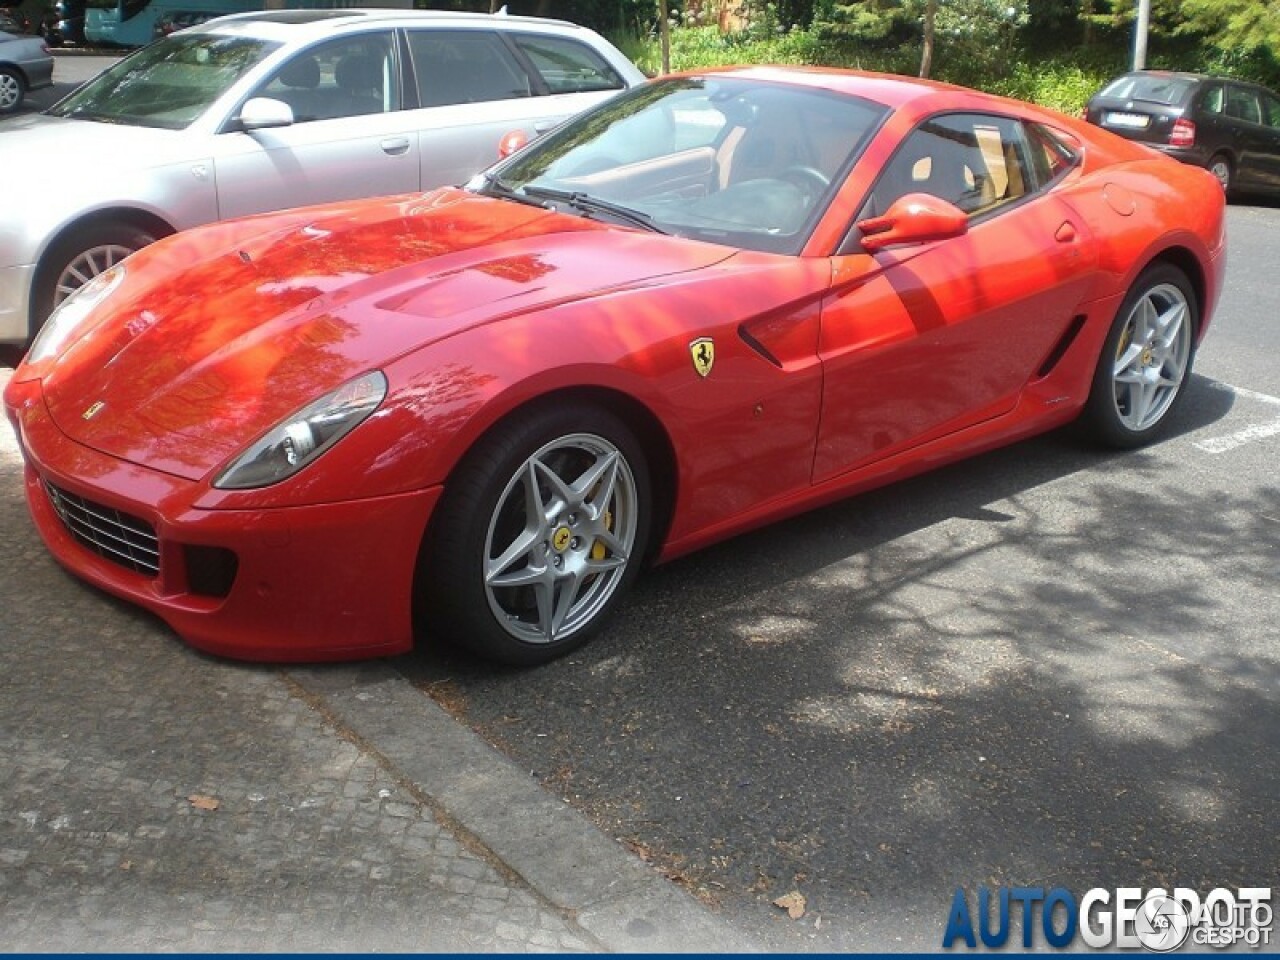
[422,405,650,665]
[1083,263,1197,447]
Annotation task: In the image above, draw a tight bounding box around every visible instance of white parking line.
[1193,379,1280,454]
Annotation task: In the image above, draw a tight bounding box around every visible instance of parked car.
[1085,70,1280,197]
[0,26,53,115]
[0,8,29,33]
[4,67,1226,665]
[42,0,81,45]
[0,8,645,347]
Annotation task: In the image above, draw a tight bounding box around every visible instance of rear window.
[511,34,624,95]
[1098,74,1196,105]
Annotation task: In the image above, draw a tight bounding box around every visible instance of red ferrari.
[4,67,1226,665]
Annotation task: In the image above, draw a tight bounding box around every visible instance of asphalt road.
[396,203,1280,950]
[3,62,1277,947]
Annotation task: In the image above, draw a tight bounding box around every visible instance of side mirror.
[498,129,530,160]
[239,97,294,131]
[857,192,968,252]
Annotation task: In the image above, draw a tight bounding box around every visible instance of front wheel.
[421,405,651,665]
[32,222,157,338]
[1080,263,1197,448]
[0,67,24,115]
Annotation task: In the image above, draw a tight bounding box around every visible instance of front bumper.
[4,376,441,662]
[0,263,36,346]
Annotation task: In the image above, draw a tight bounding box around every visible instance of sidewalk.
[0,369,757,952]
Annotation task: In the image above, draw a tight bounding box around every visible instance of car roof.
[199,8,588,42]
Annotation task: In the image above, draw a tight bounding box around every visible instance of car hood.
[0,114,198,174]
[41,188,735,481]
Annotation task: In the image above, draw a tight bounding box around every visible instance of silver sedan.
[0,28,53,115]
[0,8,644,347]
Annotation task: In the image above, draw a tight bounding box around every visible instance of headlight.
[27,264,127,364]
[213,371,388,490]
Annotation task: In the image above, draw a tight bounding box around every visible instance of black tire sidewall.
[1083,263,1198,449]
[422,404,652,666]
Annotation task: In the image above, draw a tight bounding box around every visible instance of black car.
[1085,70,1280,198]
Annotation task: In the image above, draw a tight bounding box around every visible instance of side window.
[861,113,1037,220]
[253,33,398,123]
[1263,94,1280,129]
[407,30,531,108]
[1026,123,1078,185]
[1200,83,1225,115]
[1225,85,1262,124]
[512,33,624,95]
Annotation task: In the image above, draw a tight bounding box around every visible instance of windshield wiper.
[520,185,668,234]
[473,172,553,210]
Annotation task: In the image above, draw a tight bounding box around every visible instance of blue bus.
[84,0,411,47]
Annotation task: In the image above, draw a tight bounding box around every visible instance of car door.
[814,114,1097,482]
[1223,83,1271,192]
[403,28,629,189]
[210,31,420,221]
[1256,90,1280,194]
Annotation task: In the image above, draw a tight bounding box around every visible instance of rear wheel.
[421,405,651,666]
[0,67,24,115]
[1208,153,1233,195]
[1080,263,1197,448]
[33,222,157,337]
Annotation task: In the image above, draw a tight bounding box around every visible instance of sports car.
[3,67,1227,665]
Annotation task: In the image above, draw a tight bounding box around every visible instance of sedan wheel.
[33,222,157,338]
[1082,264,1197,447]
[0,67,23,114]
[423,406,651,665]
[53,244,138,307]
[1208,154,1232,195]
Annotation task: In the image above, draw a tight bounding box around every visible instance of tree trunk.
[920,0,937,79]
[659,0,671,74]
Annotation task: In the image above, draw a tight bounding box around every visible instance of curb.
[288,662,761,954]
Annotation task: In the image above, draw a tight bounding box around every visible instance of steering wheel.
[778,165,831,203]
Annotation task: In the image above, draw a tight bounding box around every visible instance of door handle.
[381,137,411,156]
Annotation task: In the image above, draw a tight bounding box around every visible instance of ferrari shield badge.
[689,337,715,378]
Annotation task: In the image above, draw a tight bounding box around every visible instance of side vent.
[1035,314,1087,379]
[738,325,782,367]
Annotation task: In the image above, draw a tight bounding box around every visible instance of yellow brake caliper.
[591,511,613,561]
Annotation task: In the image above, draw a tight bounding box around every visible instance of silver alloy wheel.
[1209,156,1231,191]
[1111,281,1192,432]
[0,71,20,111]
[53,244,137,307]
[483,432,639,644]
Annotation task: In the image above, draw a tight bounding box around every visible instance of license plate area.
[1105,111,1150,129]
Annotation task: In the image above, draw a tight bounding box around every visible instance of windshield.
[482,76,888,255]
[48,33,279,129]
[1099,73,1196,105]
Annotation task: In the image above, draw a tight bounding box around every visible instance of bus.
[84,0,411,47]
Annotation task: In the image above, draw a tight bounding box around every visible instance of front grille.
[43,481,160,578]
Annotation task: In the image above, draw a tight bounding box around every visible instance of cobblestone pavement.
[0,564,594,951]
[0,369,747,952]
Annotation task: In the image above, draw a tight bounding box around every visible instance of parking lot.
[2,53,1277,950]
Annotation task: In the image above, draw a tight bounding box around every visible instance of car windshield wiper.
[474,172,553,210]
[519,185,668,235]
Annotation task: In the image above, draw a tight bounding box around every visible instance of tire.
[0,67,24,115]
[32,222,157,338]
[1080,263,1197,449]
[421,404,651,666]
[1207,153,1233,196]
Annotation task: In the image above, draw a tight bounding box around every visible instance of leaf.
[188,794,220,811]
[773,890,807,920]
